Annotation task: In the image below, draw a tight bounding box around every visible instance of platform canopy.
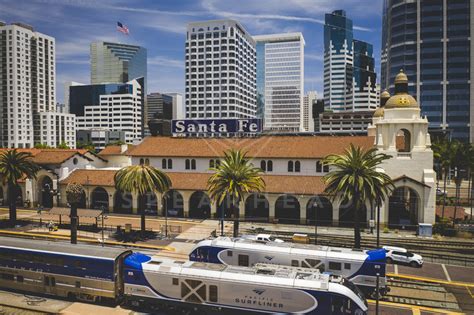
[48,207,102,218]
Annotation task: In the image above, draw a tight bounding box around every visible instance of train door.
[44,275,57,295]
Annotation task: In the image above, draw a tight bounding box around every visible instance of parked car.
[383,246,423,267]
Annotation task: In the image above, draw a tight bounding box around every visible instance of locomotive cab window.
[209,285,218,302]
[227,250,233,257]
[291,260,299,267]
[344,263,351,270]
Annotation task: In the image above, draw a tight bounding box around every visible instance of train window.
[75,281,81,288]
[291,260,299,267]
[329,262,341,271]
[306,259,321,268]
[209,285,218,302]
[44,276,49,285]
[173,278,179,285]
[16,275,23,282]
[238,254,249,267]
[51,277,56,287]
[227,251,233,257]
[344,263,351,270]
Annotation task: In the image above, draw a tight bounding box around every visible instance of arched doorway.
[217,195,236,220]
[163,190,184,217]
[39,176,54,208]
[275,195,300,224]
[0,186,3,205]
[306,196,333,226]
[245,193,269,221]
[396,129,411,152]
[189,191,211,219]
[389,186,419,228]
[338,198,367,228]
[114,191,133,214]
[138,192,158,215]
[91,187,109,210]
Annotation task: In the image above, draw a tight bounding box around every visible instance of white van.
[383,246,423,267]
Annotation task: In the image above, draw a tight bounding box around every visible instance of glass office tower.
[324,10,378,112]
[254,33,305,132]
[381,0,473,142]
[91,42,147,88]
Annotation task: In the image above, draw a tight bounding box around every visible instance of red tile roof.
[59,169,327,195]
[0,148,93,165]
[98,145,133,156]
[128,136,375,159]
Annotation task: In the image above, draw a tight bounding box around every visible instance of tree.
[34,143,52,149]
[323,144,394,248]
[65,183,85,244]
[0,150,40,226]
[76,141,95,151]
[432,138,455,218]
[114,164,171,235]
[207,149,265,237]
[57,142,70,149]
[107,140,126,146]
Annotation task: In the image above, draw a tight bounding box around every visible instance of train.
[189,237,387,295]
[0,236,368,314]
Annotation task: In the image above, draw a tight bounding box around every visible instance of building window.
[185,159,190,170]
[316,161,329,173]
[267,160,273,172]
[162,158,173,169]
[260,160,273,172]
[260,160,266,171]
[186,159,196,170]
[294,161,301,172]
[288,161,294,172]
[145,158,150,165]
[168,159,172,169]
[162,158,167,169]
[140,158,144,165]
[191,159,196,170]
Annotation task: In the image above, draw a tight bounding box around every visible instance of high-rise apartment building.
[0,22,75,148]
[72,79,143,145]
[302,91,317,132]
[381,0,473,142]
[254,33,305,132]
[324,10,378,112]
[185,20,257,119]
[38,112,76,148]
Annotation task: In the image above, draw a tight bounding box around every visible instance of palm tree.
[323,144,394,249]
[432,138,455,218]
[65,183,85,244]
[207,149,265,237]
[114,164,171,235]
[0,150,40,226]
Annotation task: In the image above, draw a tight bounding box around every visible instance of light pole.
[376,203,380,248]
[100,206,107,247]
[164,193,168,239]
[375,264,380,315]
[314,205,318,245]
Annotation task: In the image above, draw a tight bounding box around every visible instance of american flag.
[117,22,129,35]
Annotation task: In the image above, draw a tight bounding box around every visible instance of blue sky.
[1,0,384,103]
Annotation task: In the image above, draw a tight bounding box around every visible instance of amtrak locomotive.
[0,236,368,314]
[190,237,387,295]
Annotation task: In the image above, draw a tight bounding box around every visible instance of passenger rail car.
[0,236,131,302]
[124,253,368,314]
[190,237,387,294]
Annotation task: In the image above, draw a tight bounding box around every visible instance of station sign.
[172,118,262,135]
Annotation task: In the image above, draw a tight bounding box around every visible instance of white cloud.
[148,56,184,69]
[305,53,324,61]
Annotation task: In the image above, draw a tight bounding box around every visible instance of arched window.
[185,159,190,170]
[139,158,144,165]
[168,159,172,169]
[316,161,322,173]
[288,161,294,172]
[210,159,215,168]
[267,160,273,172]
[295,161,301,172]
[191,159,196,170]
[260,160,266,171]
[162,158,167,169]
[396,129,411,153]
[216,159,220,167]
[323,164,329,173]
[145,158,150,165]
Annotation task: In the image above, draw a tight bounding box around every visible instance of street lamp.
[164,193,168,239]
[376,203,381,248]
[375,264,381,315]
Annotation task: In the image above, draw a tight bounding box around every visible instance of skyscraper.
[254,33,305,132]
[302,91,317,132]
[90,41,147,87]
[0,22,75,148]
[324,10,378,112]
[185,20,257,119]
[381,0,473,142]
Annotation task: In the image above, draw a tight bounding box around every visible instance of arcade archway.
[306,196,333,226]
[38,176,54,208]
[91,187,109,210]
[163,190,184,217]
[338,198,367,228]
[114,191,133,214]
[275,195,300,224]
[245,193,269,221]
[189,191,211,219]
[138,192,158,215]
[389,186,419,228]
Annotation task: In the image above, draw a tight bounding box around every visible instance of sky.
[1,0,384,103]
